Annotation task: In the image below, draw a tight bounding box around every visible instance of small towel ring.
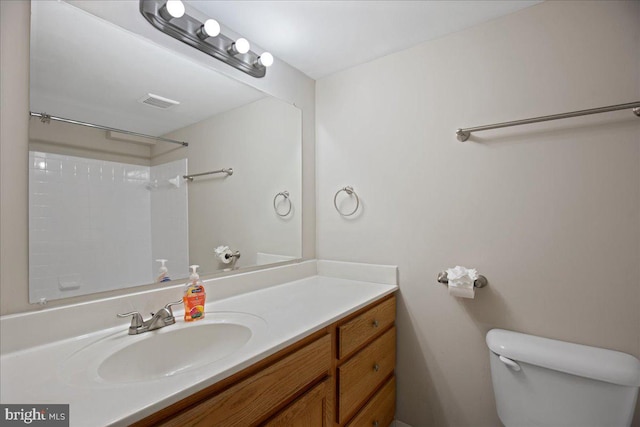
[334,186,360,216]
[273,191,292,217]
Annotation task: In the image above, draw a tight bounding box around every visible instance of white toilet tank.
[486,329,640,427]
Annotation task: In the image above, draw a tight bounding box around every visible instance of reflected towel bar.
[29,112,189,147]
[456,101,640,142]
[183,168,233,181]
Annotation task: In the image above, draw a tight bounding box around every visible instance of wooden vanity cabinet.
[337,296,396,359]
[133,294,396,427]
[264,379,329,427]
[335,295,396,426]
[134,331,332,427]
[345,376,396,427]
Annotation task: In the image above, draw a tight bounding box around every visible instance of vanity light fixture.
[140,0,273,78]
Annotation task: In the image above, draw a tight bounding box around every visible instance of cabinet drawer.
[264,379,328,427]
[338,327,396,424]
[338,296,395,359]
[160,334,331,427]
[347,376,395,427]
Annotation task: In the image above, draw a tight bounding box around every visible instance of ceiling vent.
[138,93,180,109]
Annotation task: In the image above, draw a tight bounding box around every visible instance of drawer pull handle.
[373,421,379,427]
[373,363,380,372]
[372,319,379,327]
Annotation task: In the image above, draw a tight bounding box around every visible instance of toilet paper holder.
[437,271,488,288]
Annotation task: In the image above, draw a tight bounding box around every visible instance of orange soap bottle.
[183,265,206,322]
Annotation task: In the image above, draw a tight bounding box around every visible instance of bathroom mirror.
[28,1,302,303]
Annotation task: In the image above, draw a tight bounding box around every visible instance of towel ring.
[273,191,292,217]
[334,186,360,216]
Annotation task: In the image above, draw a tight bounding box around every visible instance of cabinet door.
[158,335,331,427]
[264,379,328,427]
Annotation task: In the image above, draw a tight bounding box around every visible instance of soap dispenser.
[155,259,171,283]
[183,265,206,322]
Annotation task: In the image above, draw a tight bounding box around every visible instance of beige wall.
[0,1,315,315]
[316,1,640,426]
[161,97,302,273]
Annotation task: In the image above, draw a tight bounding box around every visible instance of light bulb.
[160,0,185,20]
[166,0,185,18]
[203,19,220,37]
[257,52,274,68]
[234,38,250,54]
[197,19,220,39]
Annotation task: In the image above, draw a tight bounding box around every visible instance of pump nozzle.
[189,265,200,281]
[156,259,171,282]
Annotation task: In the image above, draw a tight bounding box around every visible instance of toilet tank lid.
[486,329,640,387]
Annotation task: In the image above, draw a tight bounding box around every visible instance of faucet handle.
[117,311,143,328]
[164,300,183,316]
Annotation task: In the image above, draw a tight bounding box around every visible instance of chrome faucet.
[117,300,182,335]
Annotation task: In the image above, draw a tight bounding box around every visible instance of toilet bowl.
[486,329,640,427]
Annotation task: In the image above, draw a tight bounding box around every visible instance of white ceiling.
[187,1,542,79]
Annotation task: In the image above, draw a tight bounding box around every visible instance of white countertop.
[1,266,397,427]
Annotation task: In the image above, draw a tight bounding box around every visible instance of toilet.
[486,329,640,427]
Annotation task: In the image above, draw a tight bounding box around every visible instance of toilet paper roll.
[449,285,475,299]
[218,249,233,264]
[214,246,233,264]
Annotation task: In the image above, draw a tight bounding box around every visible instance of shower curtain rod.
[456,101,640,142]
[29,112,189,147]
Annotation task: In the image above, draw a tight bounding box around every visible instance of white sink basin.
[59,312,267,386]
[99,323,251,382]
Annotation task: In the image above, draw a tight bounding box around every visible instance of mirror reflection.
[28,1,302,304]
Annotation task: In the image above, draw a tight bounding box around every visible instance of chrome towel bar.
[456,101,640,142]
[183,168,233,181]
